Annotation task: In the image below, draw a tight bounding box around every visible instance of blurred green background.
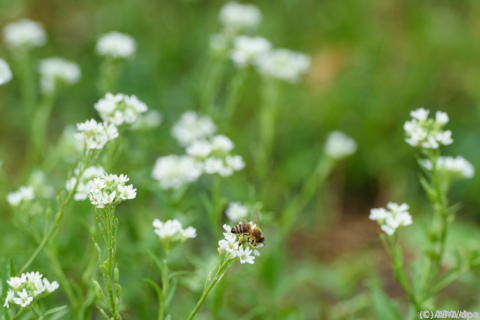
[1,0,480,319]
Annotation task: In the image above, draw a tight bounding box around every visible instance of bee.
[231,209,265,247]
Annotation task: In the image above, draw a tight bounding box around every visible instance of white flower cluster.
[0,58,12,85]
[96,32,136,59]
[152,155,203,190]
[171,111,217,146]
[324,131,357,160]
[94,93,148,126]
[422,156,474,179]
[7,186,35,207]
[39,58,81,93]
[219,2,262,35]
[218,225,261,264]
[187,134,245,177]
[256,49,311,83]
[4,272,58,309]
[3,19,47,50]
[369,202,413,236]
[225,202,249,222]
[65,166,105,200]
[153,218,196,241]
[75,119,119,150]
[404,109,453,149]
[88,174,136,208]
[230,36,271,68]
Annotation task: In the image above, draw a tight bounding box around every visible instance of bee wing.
[251,208,260,228]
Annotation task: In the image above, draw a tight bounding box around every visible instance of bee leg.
[238,235,244,248]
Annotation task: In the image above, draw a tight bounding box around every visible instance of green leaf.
[165,277,177,308]
[368,281,402,320]
[43,306,68,318]
[168,270,194,280]
[144,278,163,301]
[148,250,164,272]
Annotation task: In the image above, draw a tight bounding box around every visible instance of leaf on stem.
[165,277,177,308]
[43,305,68,317]
[144,278,163,301]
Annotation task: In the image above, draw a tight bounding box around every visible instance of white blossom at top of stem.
[404,109,453,149]
[131,109,162,131]
[66,166,106,201]
[0,58,13,85]
[324,131,357,160]
[3,19,47,50]
[96,31,136,59]
[94,93,148,126]
[172,111,217,146]
[153,218,197,243]
[4,271,58,309]
[255,49,311,83]
[231,36,271,68]
[218,224,262,265]
[38,57,81,93]
[369,202,412,236]
[87,173,136,208]
[75,119,119,150]
[235,246,255,264]
[422,156,474,179]
[152,155,203,190]
[219,2,262,35]
[226,202,249,222]
[7,186,35,207]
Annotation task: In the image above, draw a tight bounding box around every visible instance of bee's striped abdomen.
[231,223,250,234]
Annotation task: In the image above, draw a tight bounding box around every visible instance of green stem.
[222,69,246,130]
[211,177,222,239]
[159,255,169,320]
[99,59,119,94]
[20,151,93,273]
[201,57,226,114]
[31,90,57,162]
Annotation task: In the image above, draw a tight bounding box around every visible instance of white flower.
[7,277,25,290]
[256,49,310,83]
[172,111,216,146]
[324,131,357,160]
[117,184,137,200]
[87,173,135,208]
[0,58,12,85]
[218,233,238,253]
[75,119,118,150]
[152,155,203,190]
[33,280,45,296]
[153,218,196,240]
[39,58,81,93]
[405,127,427,147]
[231,36,271,68]
[181,226,197,239]
[96,32,135,59]
[210,135,234,153]
[66,166,106,201]
[435,111,449,125]
[380,224,396,236]
[94,93,148,126]
[435,130,453,145]
[386,202,409,215]
[26,271,42,284]
[395,212,413,227]
[42,278,59,293]
[410,108,429,121]
[3,290,14,308]
[225,155,245,171]
[421,136,440,149]
[223,224,232,237]
[7,186,35,207]
[226,202,249,222]
[219,2,262,34]
[204,157,224,174]
[236,247,255,264]
[3,19,46,49]
[13,289,33,307]
[426,156,475,179]
[369,208,390,221]
[186,140,212,158]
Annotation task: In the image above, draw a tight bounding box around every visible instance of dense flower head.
[131,110,163,130]
[186,134,245,177]
[152,155,203,190]
[0,58,12,85]
[88,173,136,208]
[225,202,249,222]
[219,2,262,34]
[256,49,311,83]
[38,58,81,93]
[7,186,35,207]
[422,156,474,179]
[171,111,217,146]
[3,19,47,49]
[369,202,412,236]
[3,271,58,309]
[218,224,261,264]
[75,119,119,150]
[96,31,136,59]
[153,218,197,243]
[66,166,105,201]
[324,131,357,160]
[94,93,148,126]
[404,109,453,149]
[231,36,271,68]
